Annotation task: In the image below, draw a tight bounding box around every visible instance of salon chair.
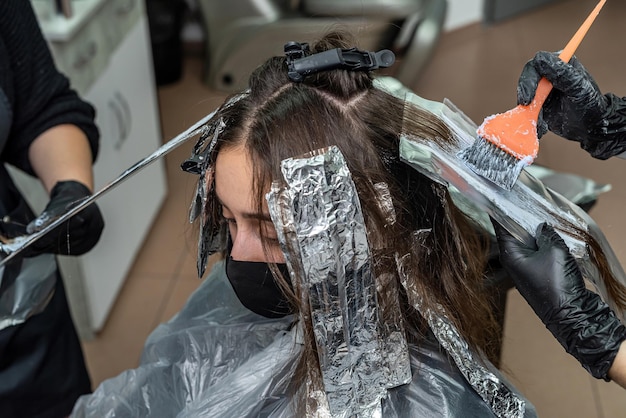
[196,0,447,92]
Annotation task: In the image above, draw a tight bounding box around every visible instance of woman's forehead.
[214,146,273,213]
[215,147,253,202]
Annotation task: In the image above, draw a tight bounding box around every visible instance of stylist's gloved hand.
[517,50,626,159]
[491,218,626,380]
[0,180,104,257]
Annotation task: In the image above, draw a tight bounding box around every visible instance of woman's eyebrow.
[242,212,273,222]
[216,193,273,222]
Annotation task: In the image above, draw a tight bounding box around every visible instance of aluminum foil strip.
[392,85,626,321]
[267,146,411,418]
[0,105,219,266]
[267,181,336,418]
[185,118,228,277]
[369,182,411,389]
[396,245,526,418]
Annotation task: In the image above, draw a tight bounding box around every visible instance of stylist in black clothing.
[0,1,104,417]
[491,51,626,390]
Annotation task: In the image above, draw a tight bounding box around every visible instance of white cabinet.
[80,17,166,331]
[20,0,167,335]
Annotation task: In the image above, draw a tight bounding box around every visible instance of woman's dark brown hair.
[203,31,503,405]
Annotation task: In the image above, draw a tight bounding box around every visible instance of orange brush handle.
[528,0,607,115]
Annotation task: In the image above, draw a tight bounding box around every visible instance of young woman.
[72,32,625,417]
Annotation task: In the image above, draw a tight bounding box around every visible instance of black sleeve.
[0,0,99,175]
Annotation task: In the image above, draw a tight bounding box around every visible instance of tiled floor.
[81,0,626,416]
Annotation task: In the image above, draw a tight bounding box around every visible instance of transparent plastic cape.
[71,261,298,418]
[0,253,56,330]
[71,261,537,418]
[374,77,626,321]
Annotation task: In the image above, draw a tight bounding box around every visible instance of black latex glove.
[491,218,626,380]
[0,180,104,257]
[517,51,626,159]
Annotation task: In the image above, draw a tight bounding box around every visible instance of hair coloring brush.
[459,0,607,190]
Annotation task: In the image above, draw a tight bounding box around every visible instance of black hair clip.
[181,118,226,175]
[181,126,212,175]
[284,41,395,82]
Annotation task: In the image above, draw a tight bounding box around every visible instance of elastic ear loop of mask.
[267,146,411,417]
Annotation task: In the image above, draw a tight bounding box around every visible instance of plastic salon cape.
[71,261,537,417]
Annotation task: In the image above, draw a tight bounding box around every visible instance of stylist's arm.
[0,124,104,257]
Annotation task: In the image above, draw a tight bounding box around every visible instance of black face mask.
[225,257,293,318]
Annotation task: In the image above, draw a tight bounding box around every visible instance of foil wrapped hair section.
[267,146,411,418]
[183,93,249,278]
[395,250,526,418]
[184,118,228,278]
